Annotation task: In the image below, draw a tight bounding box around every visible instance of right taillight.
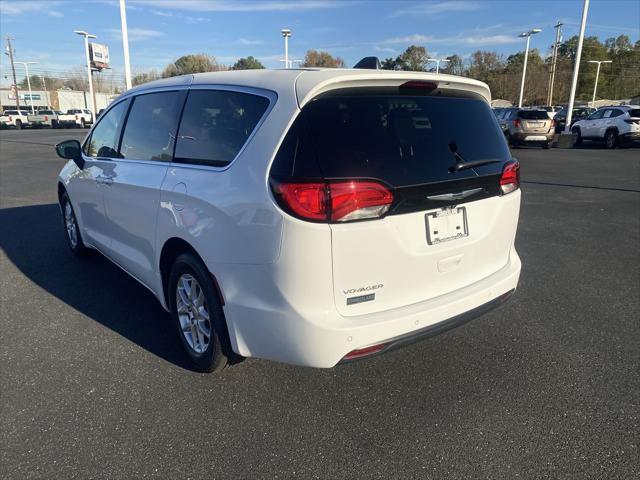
[273,180,393,223]
[513,118,522,129]
[500,161,520,195]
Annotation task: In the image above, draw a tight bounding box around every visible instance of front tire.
[168,253,233,372]
[605,130,618,149]
[572,127,582,146]
[61,193,88,256]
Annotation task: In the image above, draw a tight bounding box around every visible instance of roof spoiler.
[353,56,381,70]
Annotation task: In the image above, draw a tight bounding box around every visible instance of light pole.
[518,28,541,108]
[564,0,590,134]
[15,61,38,113]
[281,29,291,68]
[427,58,449,73]
[74,30,97,122]
[588,60,612,108]
[119,0,132,90]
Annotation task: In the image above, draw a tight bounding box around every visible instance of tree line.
[19,34,638,104]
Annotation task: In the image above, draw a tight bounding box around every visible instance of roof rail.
[353,56,381,70]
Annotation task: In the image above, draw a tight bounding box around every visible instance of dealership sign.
[89,42,110,70]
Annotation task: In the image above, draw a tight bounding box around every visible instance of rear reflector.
[343,343,386,360]
[500,160,520,194]
[274,180,393,223]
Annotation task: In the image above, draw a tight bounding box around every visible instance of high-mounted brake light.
[500,161,520,194]
[400,80,438,90]
[274,180,393,223]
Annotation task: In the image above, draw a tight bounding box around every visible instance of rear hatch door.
[300,89,519,316]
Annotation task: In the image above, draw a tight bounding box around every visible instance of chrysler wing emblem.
[427,187,483,201]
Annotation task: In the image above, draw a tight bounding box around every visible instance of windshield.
[282,94,510,186]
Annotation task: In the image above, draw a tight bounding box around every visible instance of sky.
[0,0,638,87]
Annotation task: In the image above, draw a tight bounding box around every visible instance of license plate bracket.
[425,207,469,245]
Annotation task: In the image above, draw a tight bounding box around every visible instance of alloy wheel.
[64,202,78,248]
[176,274,211,354]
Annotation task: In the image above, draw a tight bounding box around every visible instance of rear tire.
[542,142,550,149]
[605,130,618,149]
[51,120,59,129]
[61,193,88,256]
[572,127,582,146]
[168,253,233,373]
[15,119,22,130]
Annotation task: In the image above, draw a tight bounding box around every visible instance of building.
[1,88,117,112]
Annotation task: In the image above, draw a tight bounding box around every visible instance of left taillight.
[500,160,520,195]
[272,180,394,223]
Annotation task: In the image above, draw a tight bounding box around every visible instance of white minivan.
[55,68,522,372]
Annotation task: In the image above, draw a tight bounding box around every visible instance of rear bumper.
[224,248,522,368]
[512,132,554,143]
[339,288,515,363]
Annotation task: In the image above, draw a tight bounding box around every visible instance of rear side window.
[609,109,623,118]
[273,93,510,186]
[174,89,270,167]
[86,100,129,158]
[518,110,548,120]
[629,109,640,117]
[120,91,185,162]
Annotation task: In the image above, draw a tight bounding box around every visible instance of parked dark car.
[554,107,595,133]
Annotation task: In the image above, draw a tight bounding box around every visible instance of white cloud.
[106,28,165,42]
[132,0,349,12]
[238,38,264,46]
[379,32,520,47]
[48,10,63,17]
[393,1,482,17]
[1,1,62,15]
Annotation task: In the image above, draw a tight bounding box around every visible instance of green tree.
[442,54,465,76]
[301,50,345,68]
[162,54,224,77]
[132,70,160,86]
[380,57,398,70]
[19,75,63,90]
[395,45,429,71]
[231,56,265,70]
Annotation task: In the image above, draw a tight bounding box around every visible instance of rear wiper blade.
[449,159,503,172]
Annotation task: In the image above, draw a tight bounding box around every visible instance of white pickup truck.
[0,110,31,129]
[27,110,64,128]
[58,109,94,128]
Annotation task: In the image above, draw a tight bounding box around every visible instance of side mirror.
[55,140,85,169]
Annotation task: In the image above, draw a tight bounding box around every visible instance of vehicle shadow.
[0,203,195,370]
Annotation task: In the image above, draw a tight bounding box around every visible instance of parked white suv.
[55,69,522,372]
[572,105,640,148]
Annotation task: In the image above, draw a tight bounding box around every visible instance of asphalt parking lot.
[1,129,638,479]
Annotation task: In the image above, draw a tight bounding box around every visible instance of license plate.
[425,207,469,245]
[525,135,548,141]
[529,121,542,127]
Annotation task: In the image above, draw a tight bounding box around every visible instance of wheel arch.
[57,182,67,206]
[159,237,226,309]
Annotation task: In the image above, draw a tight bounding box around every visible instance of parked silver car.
[500,109,554,148]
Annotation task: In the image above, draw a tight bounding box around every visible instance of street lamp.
[587,60,612,108]
[427,58,449,74]
[281,28,291,69]
[518,28,542,108]
[74,30,97,122]
[14,61,38,113]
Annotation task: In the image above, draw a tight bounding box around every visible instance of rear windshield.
[38,110,53,114]
[518,110,548,120]
[272,93,510,186]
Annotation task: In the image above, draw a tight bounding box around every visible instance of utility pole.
[40,74,50,109]
[547,21,563,106]
[563,0,590,134]
[74,30,97,123]
[119,0,132,90]
[5,37,21,109]
[588,60,612,108]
